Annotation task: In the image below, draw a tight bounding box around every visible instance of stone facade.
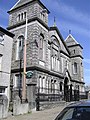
[0,26,14,118]
[8,0,85,107]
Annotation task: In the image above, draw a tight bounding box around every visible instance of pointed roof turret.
[65,34,79,47]
[65,33,83,49]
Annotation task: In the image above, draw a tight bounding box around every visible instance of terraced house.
[7,0,85,112]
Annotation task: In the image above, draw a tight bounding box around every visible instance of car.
[55,101,90,120]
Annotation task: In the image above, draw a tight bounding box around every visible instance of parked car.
[55,101,90,120]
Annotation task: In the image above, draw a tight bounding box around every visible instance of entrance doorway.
[64,77,69,102]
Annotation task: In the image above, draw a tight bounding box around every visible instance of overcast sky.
[0,0,90,85]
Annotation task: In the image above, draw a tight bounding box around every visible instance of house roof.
[8,0,50,14]
[0,26,15,38]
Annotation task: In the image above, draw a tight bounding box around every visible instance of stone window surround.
[14,74,22,88]
[16,35,24,60]
[39,33,46,61]
[73,62,78,74]
[17,11,27,22]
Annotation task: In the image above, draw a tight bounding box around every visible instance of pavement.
[1,103,68,120]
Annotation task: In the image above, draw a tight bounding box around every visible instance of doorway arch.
[64,77,69,101]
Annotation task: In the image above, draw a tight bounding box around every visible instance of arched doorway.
[64,77,69,102]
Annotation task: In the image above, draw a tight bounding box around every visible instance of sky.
[0,0,90,85]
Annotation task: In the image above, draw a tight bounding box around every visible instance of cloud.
[42,0,90,29]
[51,18,90,39]
[0,7,8,20]
[57,2,90,26]
[84,76,90,85]
[83,59,90,64]
[45,0,90,39]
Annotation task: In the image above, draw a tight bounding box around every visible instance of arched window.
[16,35,24,60]
[17,12,27,22]
[21,13,23,20]
[60,82,63,92]
[40,33,44,48]
[39,33,45,60]
[73,62,78,74]
[51,36,60,72]
[24,12,26,19]
[51,80,53,93]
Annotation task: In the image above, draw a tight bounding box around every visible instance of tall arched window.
[16,35,24,60]
[60,82,63,92]
[51,36,60,72]
[73,62,78,74]
[39,33,45,60]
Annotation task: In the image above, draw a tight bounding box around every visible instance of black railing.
[36,87,64,101]
[35,87,88,111]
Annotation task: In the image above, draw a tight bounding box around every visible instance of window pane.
[16,36,24,60]
[74,62,77,74]
[57,108,74,120]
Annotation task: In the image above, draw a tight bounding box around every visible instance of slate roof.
[10,0,33,11]
[65,34,83,49]
[0,26,14,38]
[8,0,50,13]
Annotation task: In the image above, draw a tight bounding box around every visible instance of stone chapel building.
[7,0,85,103]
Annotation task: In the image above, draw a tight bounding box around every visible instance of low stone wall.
[39,101,66,110]
[13,96,29,115]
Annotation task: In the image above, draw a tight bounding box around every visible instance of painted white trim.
[65,34,79,44]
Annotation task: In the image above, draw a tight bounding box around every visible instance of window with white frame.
[16,35,24,60]
[73,62,78,74]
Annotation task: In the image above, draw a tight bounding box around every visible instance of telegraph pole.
[22,12,27,101]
